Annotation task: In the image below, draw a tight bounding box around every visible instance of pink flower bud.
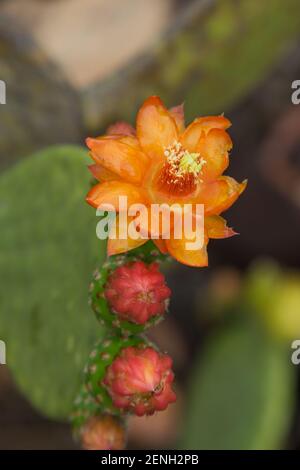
[104,261,171,325]
[103,346,176,416]
[81,415,126,450]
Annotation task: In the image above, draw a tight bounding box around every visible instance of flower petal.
[118,136,149,167]
[197,177,247,215]
[86,181,147,210]
[136,96,178,159]
[165,232,209,267]
[152,239,169,254]
[107,215,147,256]
[180,115,231,152]
[86,137,147,184]
[205,215,238,239]
[169,103,185,132]
[88,164,120,182]
[134,204,175,239]
[197,128,232,181]
[194,115,231,131]
[106,121,136,136]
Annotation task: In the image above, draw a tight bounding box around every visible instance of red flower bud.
[104,261,171,325]
[103,346,176,416]
[81,415,126,450]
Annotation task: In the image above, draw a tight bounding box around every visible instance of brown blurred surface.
[128,389,183,449]
[0,367,77,449]
[0,0,173,88]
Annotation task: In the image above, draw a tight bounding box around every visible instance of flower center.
[136,290,154,303]
[157,141,206,196]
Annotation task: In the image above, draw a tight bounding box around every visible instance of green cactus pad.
[0,145,107,419]
[181,320,295,450]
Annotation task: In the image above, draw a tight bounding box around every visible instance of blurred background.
[1,0,300,450]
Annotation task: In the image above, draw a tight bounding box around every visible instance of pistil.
[158,141,206,196]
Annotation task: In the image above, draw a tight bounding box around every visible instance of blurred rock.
[0,16,83,169]
[1,0,173,88]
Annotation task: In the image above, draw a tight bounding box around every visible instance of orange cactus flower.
[86,96,247,267]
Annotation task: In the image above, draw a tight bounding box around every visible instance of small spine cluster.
[71,243,176,450]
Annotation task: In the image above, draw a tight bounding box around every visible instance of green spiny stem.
[89,241,170,334]
[72,241,170,433]
[84,334,152,415]
[71,383,103,432]
[89,266,165,335]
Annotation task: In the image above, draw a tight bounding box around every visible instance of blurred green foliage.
[181,320,295,450]
[186,0,300,117]
[0,146,106,419]
[85,0,300,131]
[245,261,300,342]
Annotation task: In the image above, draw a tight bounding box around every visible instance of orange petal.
[169,103,185,132]
[86,137,147,184]
[107,214,147,256]
[194,115,231,131]
[86,181,147,210]
[180,115,231,152]
[197,128,232,182]
[152,238,169,255]
[136,96,178,159]
[88,164,120,182]
[165,232,209,267]
[134,204,175,239]
[197,177,247,215]
[106,121,136,136]
[108,135,149,168]
[118,136,149,167]
[95,134,140,148]
[205,215,237,239]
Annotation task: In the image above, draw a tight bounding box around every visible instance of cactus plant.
[0,145,106,418]
[83,334,145,415]
[181,320,295,450]
[90,257,170,334]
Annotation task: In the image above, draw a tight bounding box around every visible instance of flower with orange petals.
[86,96,247,267]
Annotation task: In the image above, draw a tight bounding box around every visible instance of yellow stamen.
[163,141,206,177]
[159,141,206,195]
[179,152,206,176]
